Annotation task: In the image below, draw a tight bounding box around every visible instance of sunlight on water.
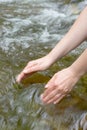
[0,0,87,130]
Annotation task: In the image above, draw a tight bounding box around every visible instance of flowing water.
[0,0,87,130]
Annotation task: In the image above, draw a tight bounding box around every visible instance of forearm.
[41,49,87,105]
[48,7,87,65]
[70,49,87,78]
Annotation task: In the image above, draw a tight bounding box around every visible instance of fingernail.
[16,75,20,83]
[53,102,56,104]
[40,94,43,100]
[54,101,58,104]
[23,69,27,73]
[45,84,49,88]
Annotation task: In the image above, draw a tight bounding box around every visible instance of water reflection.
[71,113,87,130]
[0,0,87,130]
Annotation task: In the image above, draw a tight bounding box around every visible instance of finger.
[23,66,37,74]
[45,94,61,104]
[43,77,59,98]
[16,72,26,83]
[41,87,59,104]
[43,84,56,101]
[41,92,65,105]
[23,62,37,73]
[45,75,56,89]
[53,94,65,104]
[16,71,34,83]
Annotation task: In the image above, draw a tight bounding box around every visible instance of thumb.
[45,84,49,88]
[45,76,55,89]
[23,66,38,74]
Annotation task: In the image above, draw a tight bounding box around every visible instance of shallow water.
[0,0,87,130]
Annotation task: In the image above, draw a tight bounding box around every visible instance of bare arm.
[71,48,87,77]
[42,48,87,104]
[48,7,87,65]
[17,7,87,83]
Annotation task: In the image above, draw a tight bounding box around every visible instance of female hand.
[41,67,80,104]
[16,55,52,83]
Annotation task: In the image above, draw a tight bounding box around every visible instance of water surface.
[0,0,87,130]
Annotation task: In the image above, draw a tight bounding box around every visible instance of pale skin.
[17,7,87,104]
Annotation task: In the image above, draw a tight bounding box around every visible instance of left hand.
[41,67,80,104]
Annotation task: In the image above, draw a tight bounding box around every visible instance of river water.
[0,0,87,130]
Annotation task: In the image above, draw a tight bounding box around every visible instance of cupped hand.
[41,67,80,104]
[16,55,52,83]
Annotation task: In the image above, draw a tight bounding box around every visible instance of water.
[0,0,87,130]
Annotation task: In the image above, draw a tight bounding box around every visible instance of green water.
[0,0,87,130]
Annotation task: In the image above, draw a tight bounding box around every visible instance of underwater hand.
[41,67,79,104]
[16,55,52,83]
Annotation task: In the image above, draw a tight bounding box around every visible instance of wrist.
[47,51,61,66]
[69,65,84,79]
[46,53,56,66]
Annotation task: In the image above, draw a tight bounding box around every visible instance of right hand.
[41,67,80,104]
[16,55,52,83]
